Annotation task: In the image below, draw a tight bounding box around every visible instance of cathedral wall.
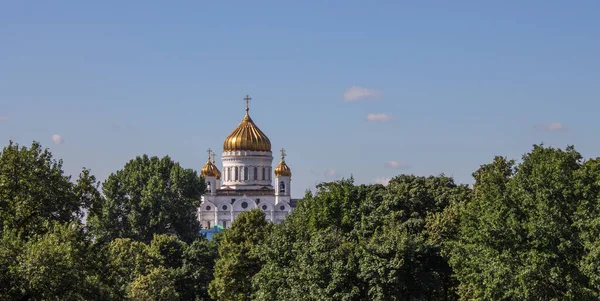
[199,194,293,229]
[221,151,274,187]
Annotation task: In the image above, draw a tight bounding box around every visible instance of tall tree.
[254,177,466,301]
[0,141,81,237]
[104,234,217,300]
[209,209,272,301]
[357,175,469,301]
[450,145,595,300]
[87,154,205,243]
[575,158,600,295]
[0,221,107,300]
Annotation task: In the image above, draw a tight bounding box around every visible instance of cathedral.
[197,95,296,229]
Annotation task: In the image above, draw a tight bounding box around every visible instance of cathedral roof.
[274,148,292,177]
[201,150,220,178]
[223,95,271,152]
[274,160,292,177]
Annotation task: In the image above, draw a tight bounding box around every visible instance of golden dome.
[274,161,292,177]
[223,100,271,152]
[274,148,292,177]
[201,150,220,178]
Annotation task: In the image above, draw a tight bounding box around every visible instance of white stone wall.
[221,151,273,189]
[199,194,293,229]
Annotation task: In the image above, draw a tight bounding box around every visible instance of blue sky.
[1,1,599,197]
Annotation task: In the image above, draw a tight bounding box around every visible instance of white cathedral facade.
[197,95,295,229]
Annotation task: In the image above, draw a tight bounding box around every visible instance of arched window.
[234,167,239,181]
[279,181,285,193]
[254,167,258,180]
[207,181,212,193]
[262,167,265,180]
[268,167,272,181]
[244,167,249,181]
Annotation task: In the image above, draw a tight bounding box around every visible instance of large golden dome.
[223,102,271,152]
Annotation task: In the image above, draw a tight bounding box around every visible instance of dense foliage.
[87,154,206,244]
[0,142,216,300]
[2,140,600,300]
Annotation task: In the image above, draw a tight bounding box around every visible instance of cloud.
[366,113,393,122]
[385,160,411,170]
[343,85,382,101]
[535,122,565,132]
[374,177,392,185]
[51,134,64,144]
[324,169,340,179]
[0,116,8,121]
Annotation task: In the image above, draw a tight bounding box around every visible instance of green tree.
[87,154,205,243]
[575,158,600,294]
[104,234,217,300]
[0,141,81,237]
[209,209,272,301]
[105,237,158,299]
[177,238,218,301]
[450,145,595,300]
[356,175,467,301]
[0,228,26,300]
[255,176,467,301]
[128,266,179,301]
[0,222,106,300]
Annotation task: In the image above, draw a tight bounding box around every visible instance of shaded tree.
[0,141,81,237]
[128,266,179,301]
[87,154,205,243]
[210,209,272,301]
[449,145,596,300]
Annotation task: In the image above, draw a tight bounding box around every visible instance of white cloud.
[535,122,565,132]
[0,116,8,121]
[343,85,382,101]
[51,134,64,144]
[366,113,393,122]
[385,160,411,170]
[374,177,392,185]
[324,169,339,179]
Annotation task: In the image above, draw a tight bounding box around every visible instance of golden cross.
[207,148,212,160]
[280,148,286,160]
[244,94,251,112]
[211,152,216,163]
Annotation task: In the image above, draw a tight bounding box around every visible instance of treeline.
[0,141,215,300]
[2,141,600,300]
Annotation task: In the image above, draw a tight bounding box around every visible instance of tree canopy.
[3,140,600,300]
[87,154,205,243]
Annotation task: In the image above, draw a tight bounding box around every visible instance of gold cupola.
[201,149,220,178]
[274,148,292,177]
[223,95,271,152]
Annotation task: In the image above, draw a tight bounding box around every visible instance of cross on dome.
[206,148,212,160]
[280,148,286,160]
[211,152,216,163]
[244,94,251,113]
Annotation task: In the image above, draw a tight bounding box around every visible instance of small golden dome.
[223,100,271,152]
[274,161,292,177]
[274,148,292,177]
[201,149,220,178]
